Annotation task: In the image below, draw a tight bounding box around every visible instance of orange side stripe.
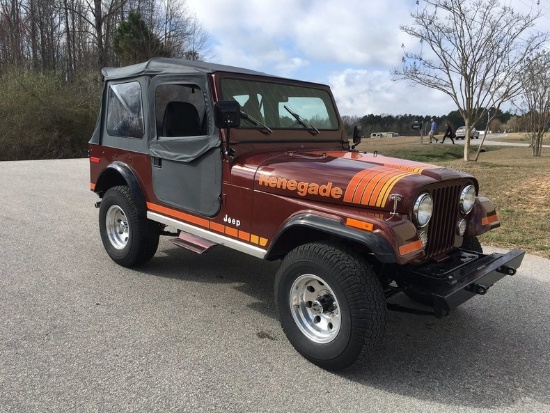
[146,202,268,247]
[147,202,210,228]
[238,230,251,242]
[210,222,225,233]
[225,227,238,237]
[90,183,96,190]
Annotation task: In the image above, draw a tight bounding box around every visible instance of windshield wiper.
[240,110,272,135]
[284,105,320,135]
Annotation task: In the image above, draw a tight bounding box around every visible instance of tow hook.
[94,201,102,208]
[496,265,516,276]
[466,283,489,295]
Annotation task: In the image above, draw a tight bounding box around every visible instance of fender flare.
[266,213,397,263]
[96,162,147,217]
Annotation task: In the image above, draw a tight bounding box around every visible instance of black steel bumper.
[401,249,525,317]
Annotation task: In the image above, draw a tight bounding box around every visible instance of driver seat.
[162,101,201,137]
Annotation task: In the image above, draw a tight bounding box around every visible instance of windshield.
[220,78,339,131]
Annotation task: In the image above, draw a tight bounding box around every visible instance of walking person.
[428,118,438,143]
[441,122,456,144]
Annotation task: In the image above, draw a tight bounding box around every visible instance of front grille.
[425,185,462,257]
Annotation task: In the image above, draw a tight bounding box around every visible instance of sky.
[185,0,549,118]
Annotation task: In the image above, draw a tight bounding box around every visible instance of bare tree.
[60,0,127,70]
[394,0,547,161]
[150,0,211,60]
[518,51,550,157]
[0,0,214,73]
[182,13,211,61]
[0,0,25,66]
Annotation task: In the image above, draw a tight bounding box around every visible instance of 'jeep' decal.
[258,174,343,199]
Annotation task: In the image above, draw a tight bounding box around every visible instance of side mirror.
[214,101,241,129]
[352,124,363,144]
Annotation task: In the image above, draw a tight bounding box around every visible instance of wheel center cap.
[311,294,335,314]
[311,301,323,314]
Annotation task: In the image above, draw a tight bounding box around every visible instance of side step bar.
[170,231,218,254]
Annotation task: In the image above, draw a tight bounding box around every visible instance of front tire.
[99,185,160,267]
[275,242,386,371]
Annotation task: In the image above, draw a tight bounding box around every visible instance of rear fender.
[95,162,147,217]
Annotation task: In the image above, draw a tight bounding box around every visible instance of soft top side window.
[155,84,207,138]
[106,81,144,139]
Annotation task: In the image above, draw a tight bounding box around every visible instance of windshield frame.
[216,74,341,133]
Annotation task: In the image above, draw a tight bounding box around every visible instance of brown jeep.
[89,58,524,370]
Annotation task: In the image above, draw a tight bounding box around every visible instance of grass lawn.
[354,133,550,258]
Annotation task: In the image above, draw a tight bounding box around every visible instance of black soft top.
[102,57,270,80]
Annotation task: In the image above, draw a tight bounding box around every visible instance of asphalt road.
[1,159,549,413]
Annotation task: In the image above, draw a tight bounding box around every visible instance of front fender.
[469,195,500,236]
[266,213,397,263]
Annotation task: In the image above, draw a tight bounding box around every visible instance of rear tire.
[99,185,160,267]
[275,242,386,371]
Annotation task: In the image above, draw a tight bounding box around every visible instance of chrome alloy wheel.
[105,205,130,250]
[289,274,341,343]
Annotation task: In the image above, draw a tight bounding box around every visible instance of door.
[148,78,222,217]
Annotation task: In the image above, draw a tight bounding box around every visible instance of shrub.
[0,68,102,161]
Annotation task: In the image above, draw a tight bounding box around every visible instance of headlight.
[413,193,433,227]
[460,185,476,214]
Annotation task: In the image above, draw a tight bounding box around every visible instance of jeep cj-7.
[89,58,524,370]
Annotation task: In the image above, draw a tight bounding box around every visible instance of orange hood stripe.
[344,167,390,203]
[383,163,426,174]
[375,171,415,207]
[360,170,401,206]
[344,167,418,208]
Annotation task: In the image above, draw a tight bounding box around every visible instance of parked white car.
[455,126,480,139]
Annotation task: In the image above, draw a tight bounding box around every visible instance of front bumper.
[402,249,525,317]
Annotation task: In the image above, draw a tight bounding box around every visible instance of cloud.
[188,0,412,67]
[290,1,412,67]
[185,0,463,116]
[328,68,455,117]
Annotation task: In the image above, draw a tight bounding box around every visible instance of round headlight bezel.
[456,219,467,236]
[460,185,476,215]
[413,192,433,228]
[417,230,428,248]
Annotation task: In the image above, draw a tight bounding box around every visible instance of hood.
[248,150,471,210]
